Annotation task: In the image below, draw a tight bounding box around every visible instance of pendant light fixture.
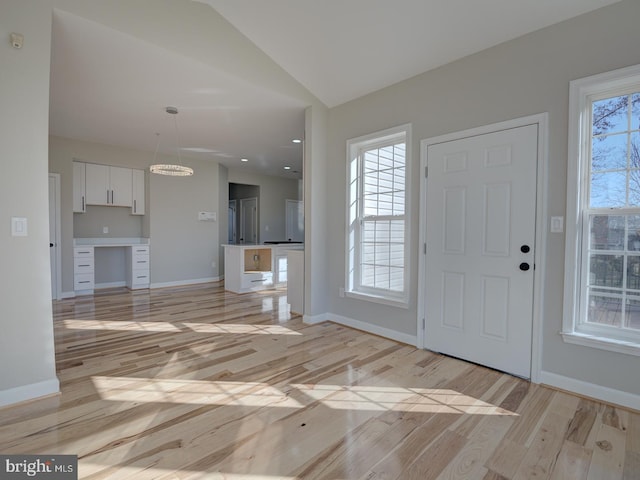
[150,106,194,176]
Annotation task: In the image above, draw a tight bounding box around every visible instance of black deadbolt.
[519,262,530,271]
[520,245,530,253]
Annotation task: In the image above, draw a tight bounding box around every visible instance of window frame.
[563,63,640,356]
[345,124,411,308]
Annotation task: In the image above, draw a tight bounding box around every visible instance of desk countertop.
[74,237,150,247]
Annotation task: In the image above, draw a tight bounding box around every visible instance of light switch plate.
[550,216,564,233]
[198,211,216,222]
[11,217,27,236]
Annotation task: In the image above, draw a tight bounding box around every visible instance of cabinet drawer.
[131,246,149,256]
[131,271,150,286]
[74,273,94,290]
[241,271,273,289]
[73,257,94,273]
[131,256,149,268]
[74,247,94,258]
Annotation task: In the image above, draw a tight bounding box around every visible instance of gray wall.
[49,135,221,292]
[326,0,640,396]
[0,0,58,402]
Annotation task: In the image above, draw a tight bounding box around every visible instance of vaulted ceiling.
[49,0,621,178]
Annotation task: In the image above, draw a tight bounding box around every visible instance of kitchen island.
[223,243,303,294]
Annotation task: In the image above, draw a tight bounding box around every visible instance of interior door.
[285,199,304,242]
[240,197,258,244]
[48,174,60,300]
[228,199,237,243]
[424,124,537,378]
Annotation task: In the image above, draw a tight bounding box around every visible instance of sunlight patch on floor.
[91,377,304,408]
[64,320,301,335]
[91,376,516,416]
[182,323,301,335]
[291,384,518,415]
[81,462,300,480]
[63,319,180,332]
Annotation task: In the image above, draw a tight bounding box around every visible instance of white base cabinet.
[287,250,304,315]
[126,245,150,289]
[223,244,303,294]
[73,247,95,293]
[73,240,150,295]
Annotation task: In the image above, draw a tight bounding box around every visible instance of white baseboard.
[0,378,60,408]
[539,370,640,411]
[60,291,75,299]
[303,313,330,324]
[151,277,221,289]
[327,313,418,347]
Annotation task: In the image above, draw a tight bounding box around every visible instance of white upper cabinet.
[72,161,86,213]
[109,166,133,207]
[132,169,145,215]
[85,163,132,207]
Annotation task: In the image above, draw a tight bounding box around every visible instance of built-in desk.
[223,244,303,294]
[73,238,150,295]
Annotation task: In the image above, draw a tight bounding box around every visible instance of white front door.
[240,197,258,244]
[424,124,538,378]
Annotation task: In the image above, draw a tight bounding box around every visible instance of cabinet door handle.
[134,199,136,213]
[82,196,85,211]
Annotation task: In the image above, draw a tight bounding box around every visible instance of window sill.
[560,331,640,357]
[345,291,409,309]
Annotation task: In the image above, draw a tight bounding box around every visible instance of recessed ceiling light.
[241,158,248,162]
[284,166,291,170]
[292,139,302,144]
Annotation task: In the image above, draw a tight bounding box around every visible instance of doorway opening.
[229,183,259,244]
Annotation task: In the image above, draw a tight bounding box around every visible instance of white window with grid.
[564,64,640,354]
[346,124,410,307]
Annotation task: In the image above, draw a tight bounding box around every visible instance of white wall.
[0,0,59,405]
[326,0,640,401]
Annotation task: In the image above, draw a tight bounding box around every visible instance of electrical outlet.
[102,226,109,234]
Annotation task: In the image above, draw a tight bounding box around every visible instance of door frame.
[228,199,237,244]
[417,113,548,383]
[49,173,62,301]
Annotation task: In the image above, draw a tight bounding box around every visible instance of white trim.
[0,378,60,408]
[150,277,221,289]
[345,123,412,308]
[60,291,76,299]
[563,63,640,350]
[561,331,640,357]
[344,291,410,309]
[328,313,418,346]
[539,370,640,411]
[303,313,330,325]
[418,113,548,382]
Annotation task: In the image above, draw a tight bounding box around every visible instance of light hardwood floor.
[0,282,638,479]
